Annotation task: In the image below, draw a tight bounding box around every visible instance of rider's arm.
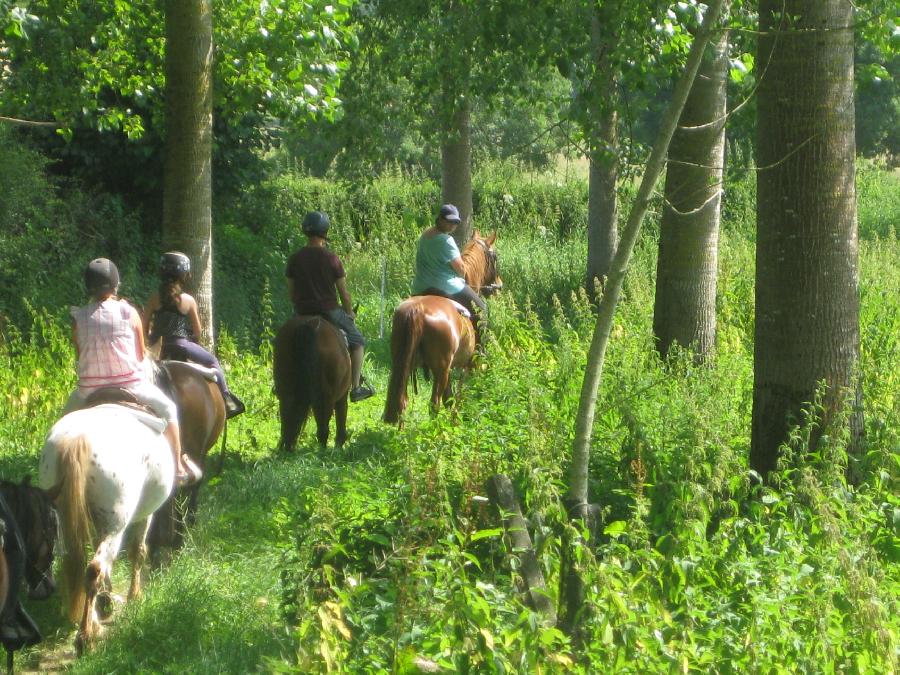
[449,256,465,276]
[71,321,80,358]
[184,295,203,341]
[141,293,160,340]
[335,277,355,319]
[130,308,147,362]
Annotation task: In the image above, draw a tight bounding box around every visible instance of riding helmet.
[159,251,191,280]
[84,258,120,295]
[302,211,330,238]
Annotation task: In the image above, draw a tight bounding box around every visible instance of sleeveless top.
[70,299,143,390]
[151,306,193,341]
[411,232,465,295]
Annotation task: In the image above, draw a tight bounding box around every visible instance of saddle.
[81,389,167,434]
[298,314,349,349]
[415,290,471,318]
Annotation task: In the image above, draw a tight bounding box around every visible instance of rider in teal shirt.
[411,204,487,319]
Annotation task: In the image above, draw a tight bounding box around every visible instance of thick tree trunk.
[163,0,214,347]
[585,11,619,299]
[652,25,729,361]
[441,100,473,247]
[752,0,860,477]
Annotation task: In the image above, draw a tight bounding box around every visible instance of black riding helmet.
[302,211,330,238]
[84,258,120,295]
[159,251,191,280]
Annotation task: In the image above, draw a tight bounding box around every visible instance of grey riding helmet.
[302,211,330,238]
[84,258,120,294]
[159,251,191,280]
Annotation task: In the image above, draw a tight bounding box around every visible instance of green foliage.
[0,162,897,673]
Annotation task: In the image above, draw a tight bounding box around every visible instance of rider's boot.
[223,391,245,419]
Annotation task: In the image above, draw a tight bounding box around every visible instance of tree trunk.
[752,0,860,476]
[163,0,214,347]
[563,0,726,636]
[441,99,473,247]
[652,24,729,361]
[569,0,726,511]
[585,10,619,300]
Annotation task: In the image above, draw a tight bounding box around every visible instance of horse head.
[0,477,58,600]
[467,230,503,296]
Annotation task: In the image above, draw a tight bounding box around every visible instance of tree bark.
[485,475,556,626]
[441,99,473,247]
[568,0,727,511]
[752,0,860,476]
[585,9,619,300]
[653,24,729,361]
[562,0,727,638]
[163,0,214,347]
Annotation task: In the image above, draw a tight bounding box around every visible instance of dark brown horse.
[146,360,225,557]
[274,315,352,449]
[0,479,58,672]
[384,231,502,425]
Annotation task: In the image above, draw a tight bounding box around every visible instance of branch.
[0,115,59,128]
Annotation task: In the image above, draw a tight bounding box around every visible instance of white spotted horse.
[38,403,174,654]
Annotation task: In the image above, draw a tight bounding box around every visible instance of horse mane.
[461,231,497,292]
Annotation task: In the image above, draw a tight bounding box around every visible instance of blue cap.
[438,204,461,223]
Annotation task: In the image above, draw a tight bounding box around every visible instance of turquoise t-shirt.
[411,232,466,295]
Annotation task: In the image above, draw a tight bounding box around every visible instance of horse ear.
[21,474,32,486]
[487,232,497,246]
[473,229,482,240]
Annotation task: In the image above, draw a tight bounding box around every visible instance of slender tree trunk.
[585,10,618,300]
[563,0,726,635]
[163,0,214,347]
[441,99,473,247]
[752,0,860,476]
[652,24,729,361]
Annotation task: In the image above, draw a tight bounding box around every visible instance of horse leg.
[76,532,123,652]
[313,403,331,447]
[126,518,152,601]
[431,360,452,414]
[334,395,349,448]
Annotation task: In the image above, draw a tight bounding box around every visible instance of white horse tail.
[54,433,93,622]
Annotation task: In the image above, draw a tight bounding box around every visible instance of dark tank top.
[151,307,193,341]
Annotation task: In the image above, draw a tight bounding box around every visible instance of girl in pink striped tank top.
[63,258,200,487]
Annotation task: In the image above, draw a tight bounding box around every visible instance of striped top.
[71,299,143,390]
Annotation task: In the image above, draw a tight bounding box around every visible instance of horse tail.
[384,302,424,424]
[295,319,321,407]
[53,434,93,622]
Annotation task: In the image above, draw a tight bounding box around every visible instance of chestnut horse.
[146,360,226,557]
[384,230,501,425]
[274,315,352,449]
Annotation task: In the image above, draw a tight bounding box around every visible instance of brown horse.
[146,360,225,557]
[384,230,502,425]
[274,315,352,449]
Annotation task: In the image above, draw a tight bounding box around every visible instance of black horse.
[274,316,352,449]
[0,478,58,673]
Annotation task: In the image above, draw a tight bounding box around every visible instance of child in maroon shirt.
[285,211,374,402]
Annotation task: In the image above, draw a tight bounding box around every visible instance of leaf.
[470,527,503,542]
[604,520,627,537]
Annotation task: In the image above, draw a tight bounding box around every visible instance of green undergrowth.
[1,221,895,673]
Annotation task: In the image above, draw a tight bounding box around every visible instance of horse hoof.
[96,591,120,621]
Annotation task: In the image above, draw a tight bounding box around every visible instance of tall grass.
[1,163,897,672]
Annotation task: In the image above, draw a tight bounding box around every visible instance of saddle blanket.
[91,403,167,434]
